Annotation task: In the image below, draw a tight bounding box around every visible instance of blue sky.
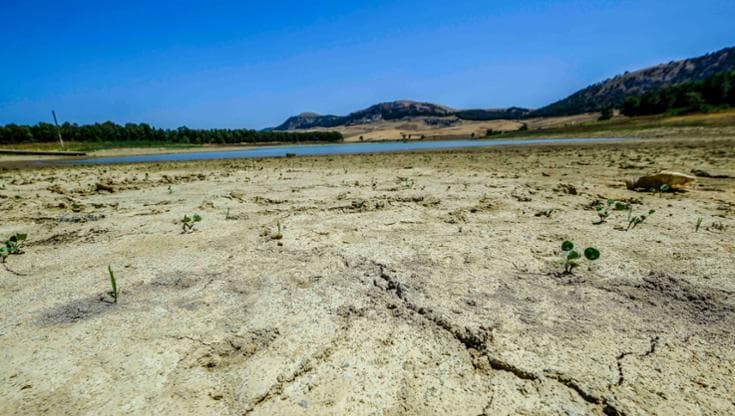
[1,0,733,129]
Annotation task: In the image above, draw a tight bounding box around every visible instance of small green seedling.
[182,213,202,233]
[1,233,27,263]
[627,209,655,231]
[594,199,631,224]
[396,176,414,189]
[107,265,118,303]
[650,184,670,196]
[695,217,703,232]
[561,240,600,274]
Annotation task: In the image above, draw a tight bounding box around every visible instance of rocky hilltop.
[273,100,529,130]
[273,46,735,129]
[534,46,735,116]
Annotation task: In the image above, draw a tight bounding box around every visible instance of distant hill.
[272,112,343,130]
[273,47,735,129]
[273,100,530,130]
[533,46,735,117]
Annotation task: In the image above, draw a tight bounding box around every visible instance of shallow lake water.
[63,137,635,165]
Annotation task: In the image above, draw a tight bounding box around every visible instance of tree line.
[0,122,343,145]
[622,70,735,116]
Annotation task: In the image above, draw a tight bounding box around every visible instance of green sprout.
[107,265,118,303]
[561,240,600,274]
[695,217,703,232]
[1,233,27,263]
[650,184,670,196]
[594,199,631,224]
[627,209,655,231]
[396,176,414,189]
[181,214,202,233]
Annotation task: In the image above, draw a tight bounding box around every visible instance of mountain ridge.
[272,100,530,130]
[272,46,735,130]
[532,46,735,116]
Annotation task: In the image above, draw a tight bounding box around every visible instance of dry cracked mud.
[1,136,734,415]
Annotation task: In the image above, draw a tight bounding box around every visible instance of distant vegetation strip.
[454,107,529,121]
[622,70,735,116]
[0,122,343,145]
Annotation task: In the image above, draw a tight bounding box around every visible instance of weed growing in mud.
[627,209,655,231]
[396,176,414,189]
[561,240,600,274]
[696,217,703,232]
[107,265,119,303]
[653,184,670,195]
[1,233,27,263]
[181,214,202,233]
[593,199,630,224]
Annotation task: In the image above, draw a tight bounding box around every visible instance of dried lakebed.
[0,137,733,415]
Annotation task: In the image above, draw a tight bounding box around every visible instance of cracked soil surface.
[1,136,734,415]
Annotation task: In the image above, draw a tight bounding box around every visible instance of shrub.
[598,106,613,121]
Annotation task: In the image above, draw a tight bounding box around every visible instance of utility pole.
[52,110,65,148]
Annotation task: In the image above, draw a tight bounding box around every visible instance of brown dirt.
[1,136,734,415]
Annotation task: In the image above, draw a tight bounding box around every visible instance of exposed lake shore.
[1,135,734,415]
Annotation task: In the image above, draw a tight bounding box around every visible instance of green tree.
[598,106,613,121]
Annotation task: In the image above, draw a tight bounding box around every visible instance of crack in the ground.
[241,322,351,415]
[644,336,660,356]
[372,261,627,416]
[166,334,216,348]
[614,336,661,386]
[475,388,495,416]
[3,262,31,276]
[615,352,634,386]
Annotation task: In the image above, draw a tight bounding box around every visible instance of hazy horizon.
[1,0,734,129]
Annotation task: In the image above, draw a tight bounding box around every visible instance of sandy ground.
[1,136,734,415]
